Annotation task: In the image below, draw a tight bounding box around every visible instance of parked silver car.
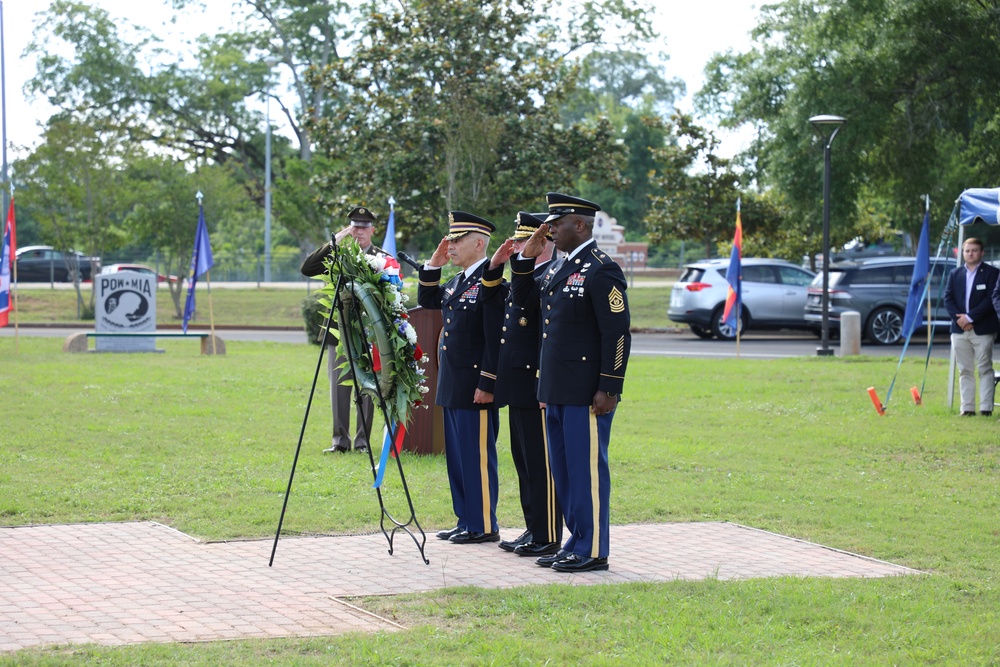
[668,258,817,340]
[804,256,954,345]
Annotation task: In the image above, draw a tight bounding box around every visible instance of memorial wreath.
[318,241,428,426]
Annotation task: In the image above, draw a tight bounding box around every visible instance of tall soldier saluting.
[509,193,631,573]
[417,211,504,544]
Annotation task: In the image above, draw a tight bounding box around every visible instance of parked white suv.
[668,258,817,340]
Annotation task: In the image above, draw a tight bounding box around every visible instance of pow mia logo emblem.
[608,286,625,313]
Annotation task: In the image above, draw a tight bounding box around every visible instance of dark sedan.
[15,245,101,282]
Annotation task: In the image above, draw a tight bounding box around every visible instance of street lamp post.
[809,114,847,357]
[263,56,280,282]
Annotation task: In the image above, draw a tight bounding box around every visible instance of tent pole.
[947,223,965,410]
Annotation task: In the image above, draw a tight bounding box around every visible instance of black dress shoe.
[981,411,993,417]
[514,541,561,557]
[551,553,609,573]
[498,530,532,552]
[961,411,977,417]
[449,530,500,544]
[435,526,463,540]
[535,549,569,568]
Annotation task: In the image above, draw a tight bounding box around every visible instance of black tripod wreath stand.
[269,240,429,566]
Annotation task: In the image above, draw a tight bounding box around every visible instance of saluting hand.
[521,225,549,259]
[490,238,516,269]
[429,237,451,268]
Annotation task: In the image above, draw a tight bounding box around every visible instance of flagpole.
[206,270,217,354]
[735,198,742,359]
[924,195,931,353]
[195,191,218,354]
[11,194,16,355]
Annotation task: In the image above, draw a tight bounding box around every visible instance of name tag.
[977,284,986,290]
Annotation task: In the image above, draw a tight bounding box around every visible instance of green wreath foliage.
[317,241,428,426]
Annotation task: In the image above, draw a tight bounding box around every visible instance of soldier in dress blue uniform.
[481,212,563,557]
[508,193,631,573]
[417,211,504,544]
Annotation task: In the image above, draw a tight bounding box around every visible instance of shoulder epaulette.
[590,248,610,264]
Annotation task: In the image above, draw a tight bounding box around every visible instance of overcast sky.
[2,1,760,162]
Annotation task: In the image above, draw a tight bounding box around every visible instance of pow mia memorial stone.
[94,271,158,352]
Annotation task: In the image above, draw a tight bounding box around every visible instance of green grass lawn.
[10,280,675,331]
[2,338,997,664]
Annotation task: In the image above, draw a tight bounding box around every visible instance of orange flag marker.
[867,387,886,416]
[910,387,922,405]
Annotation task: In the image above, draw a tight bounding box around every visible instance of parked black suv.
[15,245,101,283]
[804,257,955,345]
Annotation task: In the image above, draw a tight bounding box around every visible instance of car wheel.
[710,305,746,340]
[866,307,903,345]
[690,324,713,339]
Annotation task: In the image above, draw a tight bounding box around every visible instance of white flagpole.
[924,195,931,351]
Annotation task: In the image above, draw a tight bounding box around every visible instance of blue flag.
[901,210,930,339]
[182,204,214,333]
[381,206,397,258]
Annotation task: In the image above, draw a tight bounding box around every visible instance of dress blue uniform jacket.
[943,262,1000,335]
[417,261,503,409]
[510,240,631,405]
[481,260,550,408]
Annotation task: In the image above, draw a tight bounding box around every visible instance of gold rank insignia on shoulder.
[609,286,625,313]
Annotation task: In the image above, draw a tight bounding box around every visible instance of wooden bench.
[63,332,225,355]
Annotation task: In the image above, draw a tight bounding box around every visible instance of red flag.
[0,199,16,328]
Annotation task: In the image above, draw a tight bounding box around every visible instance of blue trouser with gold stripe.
[442,407,500,533]
[545,404,613,559]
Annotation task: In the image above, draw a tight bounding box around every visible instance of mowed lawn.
[7,279,675,331]
[1,336,998,664]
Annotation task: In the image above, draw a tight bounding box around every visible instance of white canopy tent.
[948,188,1000,408]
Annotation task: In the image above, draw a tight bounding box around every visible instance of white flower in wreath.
[402,321,417,345]
[367,254,387,273]
[391,289,403,308]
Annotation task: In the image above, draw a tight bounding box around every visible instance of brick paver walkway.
[0,521,921,652]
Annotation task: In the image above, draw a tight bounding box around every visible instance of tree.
[307,0,655,242]
[123,158,256,318]
[646,114,744,259]
[698,0,1000,250]
[561,50,683,237]
[15,116,134,316]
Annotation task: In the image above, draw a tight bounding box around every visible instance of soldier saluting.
[508,193,631,573]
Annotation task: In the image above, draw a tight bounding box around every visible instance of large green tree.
[564,50,683,237]
[698,0,1000,251]
[307,0,655,242]
[16,116,135,315]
